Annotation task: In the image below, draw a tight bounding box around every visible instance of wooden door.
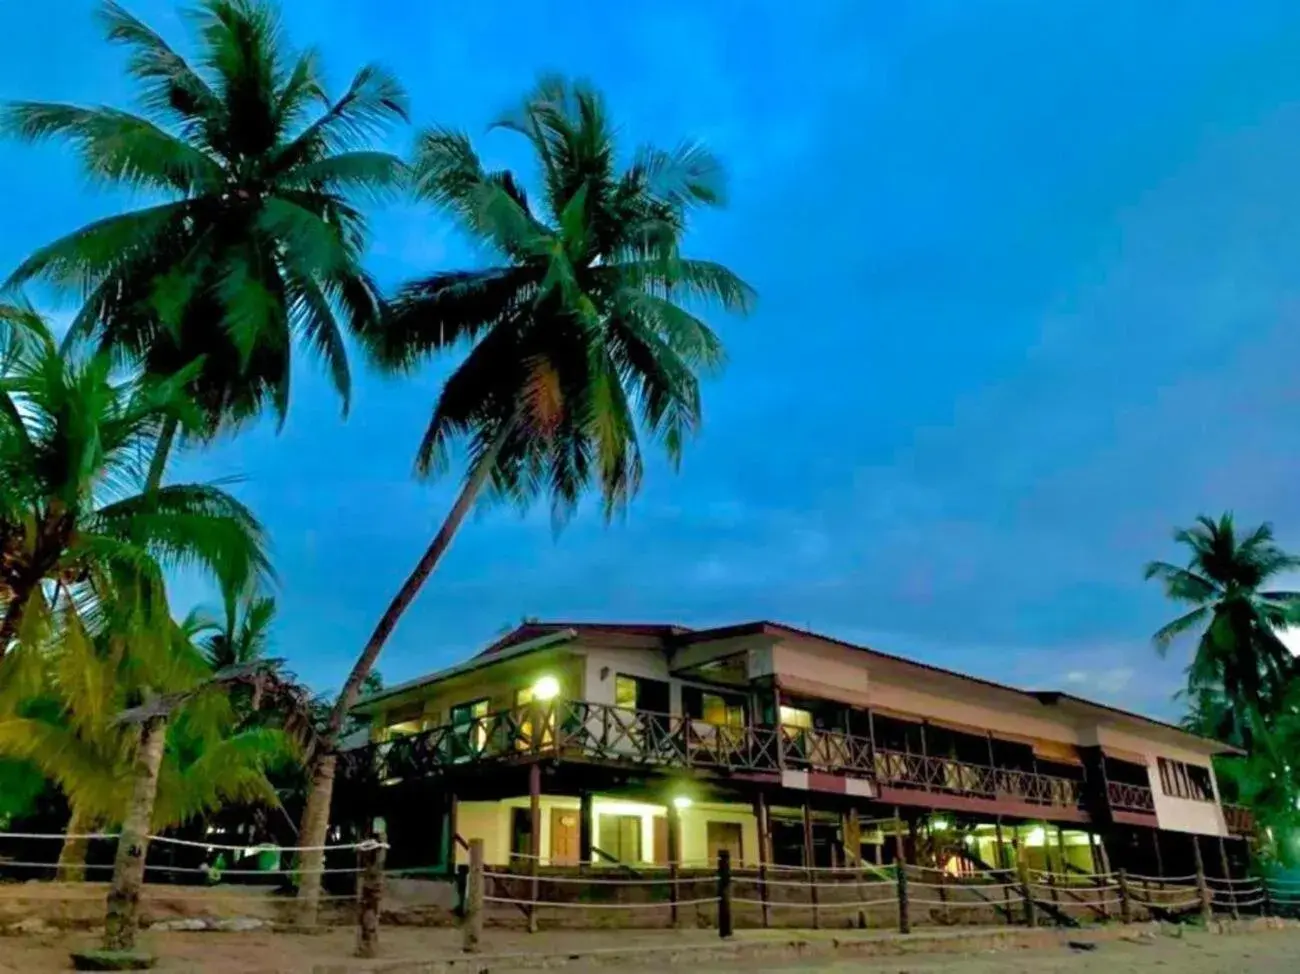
[550,808,580,865]
[652,816,669,865]
[707,821,744,864]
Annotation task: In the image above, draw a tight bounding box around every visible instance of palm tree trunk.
[56,804,98,883]
[294,419,514,926]
[104,715,167,953]
[145,415,179,493]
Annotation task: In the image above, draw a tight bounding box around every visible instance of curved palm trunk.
[104,715,167,953]
[294,421,513,926]
[145,415,180,493]
[56,804,98,883]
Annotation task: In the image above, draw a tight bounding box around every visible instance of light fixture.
[930,817,950,831]
[1026,826,1046,847]
[672,795,693,810]
[962,834,975,846]
[531,675,561,701]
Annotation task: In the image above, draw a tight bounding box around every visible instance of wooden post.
[1088,833,1108,920]
[1150,828,1165,879]
[454,864,469,918]
[1015,837,1036,928]
[754,794,771,929]
[994,816,1012,917]
[667,798,682,929]
[803,802,819,929]
[1193,835,1213,926]
[938,864,950,924]
[445,791,460,878]
[1055,827,1068,880]
[1218,835,1239,920]
[896,855,911,933]
[579,791,593,866]
[1117,868,1132,924]
[843,808,866,929]
[462,838,484,953]
[893,808,906,866]
[528,763,541,934]
[355,829,388,959]
[717,849,734,939]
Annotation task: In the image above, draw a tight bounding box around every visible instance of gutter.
[350,627,579,715]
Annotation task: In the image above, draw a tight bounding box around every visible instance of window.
[384,702,428,738]
[780,705,813,729]
[615,675,638,710]
[597,814,642,863]
[450,698,489,756]
[701,693,745,728]
[1157,757,1214,802]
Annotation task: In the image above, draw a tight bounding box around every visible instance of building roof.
[356,617,1239,754]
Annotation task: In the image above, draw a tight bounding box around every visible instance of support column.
[754,793,771,928]
[1217,834,1239,919]
[803,801,820,928]
[1150,828,1165,879]
[578,791,593,866]
[444,791,460,877]
[842,809,861,866]
[667,799,681,928]
[528,763,541,933]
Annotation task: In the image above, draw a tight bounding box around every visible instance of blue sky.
[4,1,1300,718]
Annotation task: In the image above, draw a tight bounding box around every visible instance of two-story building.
[334,621,1250,881]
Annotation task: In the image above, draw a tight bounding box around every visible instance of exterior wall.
[581,646,674,710]
[678,803,760,867]
[1093,727,1227,837]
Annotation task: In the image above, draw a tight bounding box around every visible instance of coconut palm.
[1145,513,1300,747]
[191,592,277,671]
[0,607,289,881]
[1,0,408,484]
[294,75,754,920]
[0,310,268,663]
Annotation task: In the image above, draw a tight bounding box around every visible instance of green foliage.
[1149,512,1300,862]
[379,75,754,523]
[2,0,409,439]
[0,602,292,834]
[0,308,269,664]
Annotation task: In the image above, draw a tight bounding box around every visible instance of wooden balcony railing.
[1106,780,1156,814]
[874,749,1083,808]
[339,701,1084,812]
[1223,803,1255,836]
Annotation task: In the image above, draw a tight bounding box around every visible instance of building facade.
[334,621,1251,880]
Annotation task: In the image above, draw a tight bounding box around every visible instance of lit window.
[702,693,745,727]
[615,675,638,710]
[780,705,813,730]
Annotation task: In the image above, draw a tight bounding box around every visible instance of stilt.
[1217,834,1239,919]
[527,763,541,933]
[578,791,593,866]
[802,802,820,928]
[995,816,1012,914]
[667,797,682,928]
[754,793,771,928]
[1150,828,1165,879]
[445,791,460,878]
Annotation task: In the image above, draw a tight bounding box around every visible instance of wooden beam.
[528,763,541,933]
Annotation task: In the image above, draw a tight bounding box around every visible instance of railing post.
[718,850,734,939]
[1262,879,1274,917]
[462,838,484,954]
[895,860,911,933]
[1117,868,1132,924]
[1193,835,1213,926]
[1016,839,1037,928]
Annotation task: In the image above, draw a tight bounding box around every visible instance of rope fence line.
[483,896,720,910]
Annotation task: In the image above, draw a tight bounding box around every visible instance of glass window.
[597,814,642,863]
[450,698,490,755]
[1157,757,1213,802]
[780,705,813,729]
[615,675,638,710]
[701,693,745,727]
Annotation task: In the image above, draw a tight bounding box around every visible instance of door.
[653,815,670,865]
[551,808,580,865]
[706,821,744,865]
[597,814,642,863]
[510,807,532,861]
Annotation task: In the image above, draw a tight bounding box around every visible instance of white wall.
[1096,728,1228,836]
[678,803,760,867]
[582,647,673,708]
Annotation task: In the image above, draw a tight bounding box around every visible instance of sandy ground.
[1,926,1298,973]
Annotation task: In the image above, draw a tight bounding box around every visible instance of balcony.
[1106,780,1156,815]
[340,701,1085,815]
[1223,803,1255,837]
[874,749,1083,810]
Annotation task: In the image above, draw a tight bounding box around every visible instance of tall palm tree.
[0,310,268,663]
[2,0,408,483]
[1145,513,1300,746]
[294,76,754,920]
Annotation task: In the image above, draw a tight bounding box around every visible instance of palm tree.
[2,0,408,483]
[191,592,277,671]
[1145,513,1300,747]
[0,606,289,881]
[0,310,268,664]
[294,76,754,920]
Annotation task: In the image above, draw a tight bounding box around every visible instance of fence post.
[938,866,950,924]
[717,850,734,939]
[355,830,388,959]
[462,838,484,954]
[454,864,469,919]
[1117,868,1132,924]
[1262,880,1274,917]
[1193,836,1213,926]
[1016,844,1037,928]
[896,862,911,934]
